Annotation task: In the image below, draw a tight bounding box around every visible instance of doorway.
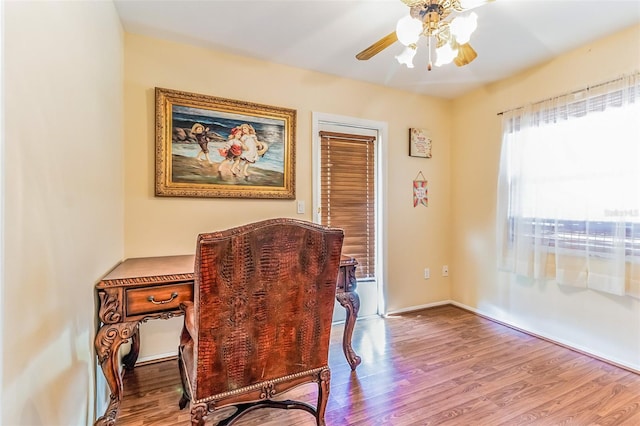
[312,112,387,319]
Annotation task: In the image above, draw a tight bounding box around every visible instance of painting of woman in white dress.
[156,87,295,199]
[237,123,269,179]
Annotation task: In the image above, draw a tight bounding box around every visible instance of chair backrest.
[192,218,344,400]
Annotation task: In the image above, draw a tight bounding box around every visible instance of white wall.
[2,2,124,424]
[451,25,640,371]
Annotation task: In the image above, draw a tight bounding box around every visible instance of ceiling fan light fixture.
[396,14,423,46]
[396,44,418,68]
[356,0,494,70]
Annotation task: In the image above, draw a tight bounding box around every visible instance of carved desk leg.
[336,259,362,371]
[94,321,139,426]
[336,290,362,370]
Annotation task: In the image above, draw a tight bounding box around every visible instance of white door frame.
[311,112,388,316]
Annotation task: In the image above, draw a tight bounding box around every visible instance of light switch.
[297,201,305,214]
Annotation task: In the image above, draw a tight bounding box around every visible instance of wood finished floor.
[116,305,640,425]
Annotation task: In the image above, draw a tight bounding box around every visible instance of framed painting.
[155,87,296,198]
[409,128,432,158]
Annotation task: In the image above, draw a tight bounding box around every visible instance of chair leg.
[316,368,331,426]
[177,346,192,410]
[179,392,189,410]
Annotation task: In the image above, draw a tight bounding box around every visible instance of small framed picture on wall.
[409,128,432,158]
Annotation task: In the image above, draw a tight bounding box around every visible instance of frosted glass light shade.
[396,15,422,46]
[396,45,417,68]
[435,43,458,67]
[450,12,478,44]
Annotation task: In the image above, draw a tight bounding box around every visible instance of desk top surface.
[98,254,356,287]
[102,254,195,281]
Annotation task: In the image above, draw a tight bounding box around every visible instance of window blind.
[319,131,376,279]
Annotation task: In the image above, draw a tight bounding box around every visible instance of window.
[497,75,640,297]
[319,131,376,280]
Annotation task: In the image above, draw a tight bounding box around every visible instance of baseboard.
[385,300,452,316]
[135,351,178,365]
[449,301,640,375]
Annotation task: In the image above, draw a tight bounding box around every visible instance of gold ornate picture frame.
[155,87,296,199]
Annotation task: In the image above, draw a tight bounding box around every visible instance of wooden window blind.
[319,131,376,279]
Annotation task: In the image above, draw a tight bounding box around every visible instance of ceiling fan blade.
[454,43,477,67]
[356,31,398,61]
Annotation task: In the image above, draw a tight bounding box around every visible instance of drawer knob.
[147,292,178,305]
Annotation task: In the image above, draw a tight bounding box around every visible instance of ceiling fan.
[356,0,494,70]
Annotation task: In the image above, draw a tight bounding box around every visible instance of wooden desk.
[94,254,361,425]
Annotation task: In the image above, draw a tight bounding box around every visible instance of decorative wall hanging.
[409,128,432,158]
[413,171,428,207]
[155,87,296,199]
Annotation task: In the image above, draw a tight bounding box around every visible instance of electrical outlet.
[296,200,305,214]
[424,268,430,279]
[442,265,449,277]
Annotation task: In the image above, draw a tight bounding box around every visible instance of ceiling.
[114,0,640,99]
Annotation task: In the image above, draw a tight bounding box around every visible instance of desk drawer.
[126,282,193,316]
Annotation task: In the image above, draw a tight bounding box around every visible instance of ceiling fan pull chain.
[427,36,433,71]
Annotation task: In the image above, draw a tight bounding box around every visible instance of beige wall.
[451,25,640,370]
[2,1,124,424]
[124,33,453,359]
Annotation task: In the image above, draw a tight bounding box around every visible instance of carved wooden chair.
[178,218,344,426]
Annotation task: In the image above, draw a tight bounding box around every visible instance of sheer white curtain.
[497,74,640,298]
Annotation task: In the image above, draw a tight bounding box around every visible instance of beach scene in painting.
[170,105,287,187]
